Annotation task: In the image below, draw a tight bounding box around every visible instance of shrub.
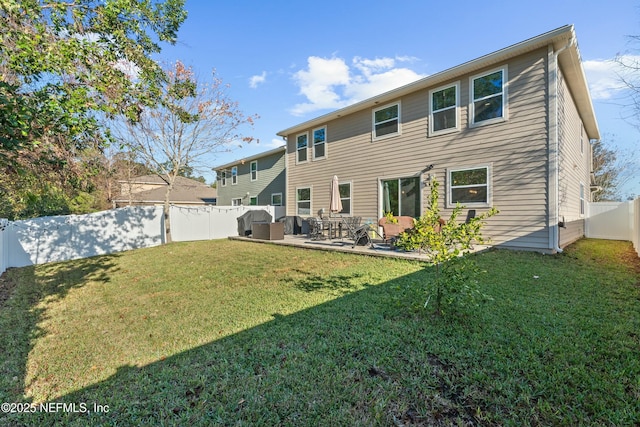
[395,178,498,316]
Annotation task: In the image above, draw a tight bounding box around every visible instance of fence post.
[0,219,7,275]
[631,197,640,257]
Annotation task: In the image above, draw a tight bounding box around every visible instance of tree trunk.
[163,184,173,243]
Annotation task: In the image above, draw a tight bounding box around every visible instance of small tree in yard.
[395,178,498,316]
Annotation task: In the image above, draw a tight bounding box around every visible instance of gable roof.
[212,145,286,171]
[114,175,217,205]
[277,25,600,140]
[117,175,205,187]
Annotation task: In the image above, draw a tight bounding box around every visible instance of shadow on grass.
[3,240,640,426]
[4,265,489,427]
[291,270,367,295]
[0,255,121,407]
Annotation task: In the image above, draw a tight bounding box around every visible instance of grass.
[0,238,639,426]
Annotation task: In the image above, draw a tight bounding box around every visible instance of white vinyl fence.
[5,206,165,269]
[0,205,286,274]
[169,205,283,242]
[586,199,640,256]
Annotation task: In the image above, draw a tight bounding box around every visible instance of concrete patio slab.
[229,234,489,262]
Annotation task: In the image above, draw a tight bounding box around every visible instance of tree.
[616,47,640,129]
[395,178,498,316]
[591,135,636,201]
[0,0,187,219]
[591,138,621,201]
[116,61,258,242]
[157,161,206,183]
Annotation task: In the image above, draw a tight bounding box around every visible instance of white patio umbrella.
[329,175,343,215]
[383,182,391,214]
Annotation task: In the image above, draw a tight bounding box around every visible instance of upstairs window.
[430,83,459,135]
[447,166,491,207]
[297,133,308,163]
[373,103,400,140]
[220,170,227,187]
[250,160,258,181]
[231,166,238,185]
[471,68,507,126]
[313,126,327,160]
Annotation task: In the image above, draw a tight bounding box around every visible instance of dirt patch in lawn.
[619,245,640,282]
[0,270,18,308]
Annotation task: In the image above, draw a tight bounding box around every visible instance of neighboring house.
[277,25,600,253]
[213,146,286,207]
[113,175,217,208]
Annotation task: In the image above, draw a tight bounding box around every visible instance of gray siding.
[558,68,592,226]
[559,218,585,248]
[287,48,553,250]
[217,150,286,206]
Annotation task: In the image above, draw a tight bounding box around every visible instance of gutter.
[549,35,576,253]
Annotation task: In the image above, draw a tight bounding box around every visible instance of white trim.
[296,132,309,164]
[379,175,422,218]
[372,102,401,141]
[250,160,258,181]
[429,81,460,136]
[296,186,312,216]
[469,66,508,127]
[231,166,238,185]
[271,192,283,206]
[312,126,327,161]
[446,164,492,208]
[338,181,352,215]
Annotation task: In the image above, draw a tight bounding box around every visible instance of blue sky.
[157,0,640,197]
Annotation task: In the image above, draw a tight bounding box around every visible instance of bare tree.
[616,44,640,128]
[116,61,258,242]
[591,134,636,201]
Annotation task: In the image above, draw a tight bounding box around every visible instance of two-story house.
[277,25,600,253]
[213,146,286,208]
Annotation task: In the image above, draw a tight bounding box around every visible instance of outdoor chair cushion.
[378,216,415,240]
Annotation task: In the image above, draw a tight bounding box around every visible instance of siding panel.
[287,48,552,249]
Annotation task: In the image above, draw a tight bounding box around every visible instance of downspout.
[549,36,575,253]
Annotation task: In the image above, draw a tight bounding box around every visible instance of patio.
[229,233,489,262]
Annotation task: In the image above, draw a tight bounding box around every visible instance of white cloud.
[268,137,286,148]
[249,71,267,88]
[290,57,351,115]
[290,55,425,116]
[583,56,639,100]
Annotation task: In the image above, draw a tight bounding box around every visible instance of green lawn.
[0,238,639,426]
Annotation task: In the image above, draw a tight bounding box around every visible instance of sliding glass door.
[381,177,420,218]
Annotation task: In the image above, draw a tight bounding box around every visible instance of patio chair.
[351,224,372,248]
[308,217,325,240]
[340,216,361,240]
